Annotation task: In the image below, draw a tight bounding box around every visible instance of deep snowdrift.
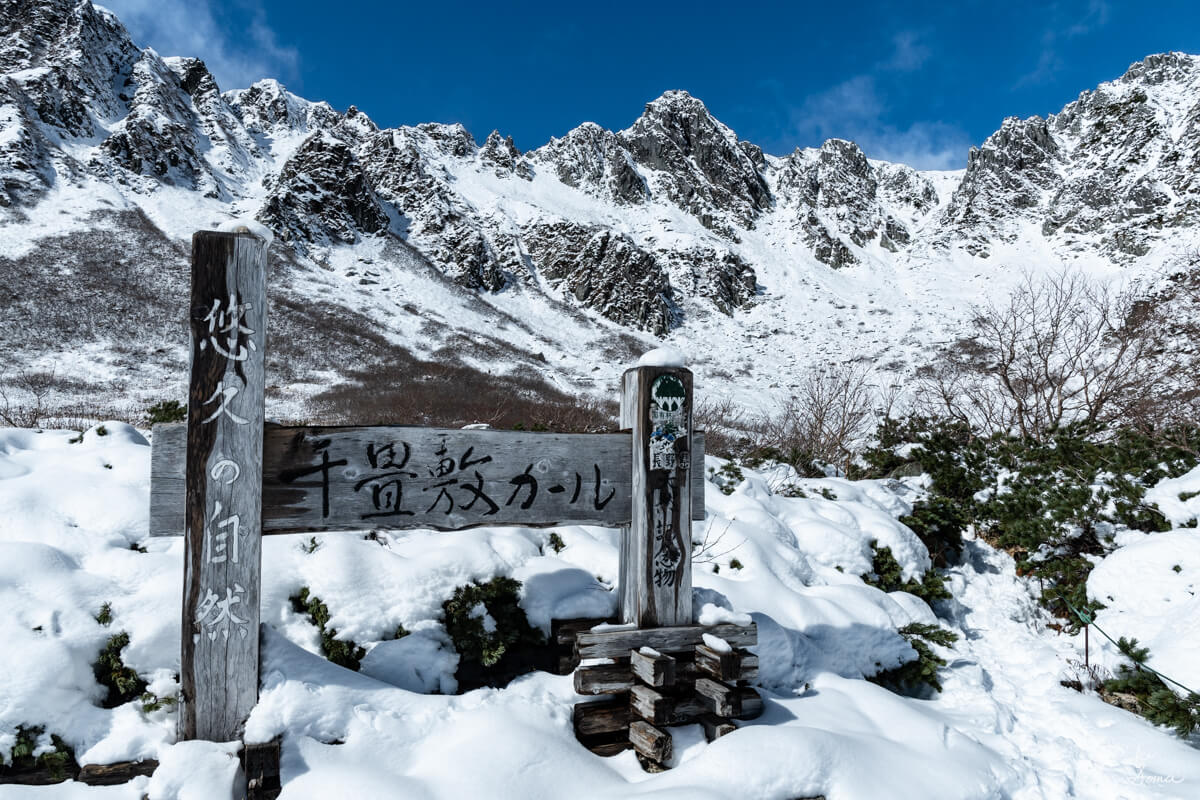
[0,425,1198,799]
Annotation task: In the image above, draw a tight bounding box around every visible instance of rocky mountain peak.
[1119,51,1199,87]
[942,51,1200,258]
[480,130,531,179]
[530,122,647,204]
[3,0,1199,359]
[1,0,139,131]
[621,90,770,230]
[224,79,339,136]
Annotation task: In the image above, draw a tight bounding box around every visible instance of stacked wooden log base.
[569,622,761,770]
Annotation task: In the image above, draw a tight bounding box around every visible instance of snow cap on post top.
[216,218,274,249]
[637,346,686,368]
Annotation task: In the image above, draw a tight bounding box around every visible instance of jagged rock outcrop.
[620,91,770,230]
[940,52,1200,259]
[523,221,674,333]
[531,122,647,204]
[479,130,532,180]
[0,79,59,206]
[772,140,928,266]
[166,57,259,180]
[259,130,389,247]
[657,247,757,315]
[99,50,227,195]
[225,79,340,138]
[358,126,508,290]
[0,0,139,126]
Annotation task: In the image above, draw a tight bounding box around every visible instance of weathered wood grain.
[734,686,764,720]
[629,721,672,763]
[630,684,671,725]
[573,662,634,695]
[575,622,757,660]
[553,617,615,646]
[737,653,760,684]
[586,740,631,757]
[180,231,267,742]
[77,760,160,786]
[243,738,282,800]
[630,648,676,688]
[572,697,631,736]
[620,366,693,627]
[694,677,739,717]
[700,714,736,742]
[150,427,707,535]
[695,643,741,682]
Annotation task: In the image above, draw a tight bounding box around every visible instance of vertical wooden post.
[181,231,268,741]
[620,364,693,628]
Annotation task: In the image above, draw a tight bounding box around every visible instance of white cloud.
[97,0,299,91]
[882,30,931,73]
[787,76,970,170]
[1016,0,1110,87]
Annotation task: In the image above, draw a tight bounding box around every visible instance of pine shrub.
[145,400,187,425]
[442,577,543,669]
[864,542,952,605]
[900,495,966,568]
[869,622,959,696]
[92,632,147,708]
[290,588,366,670]
[1103,637,1200,736]
[1,725,76,782]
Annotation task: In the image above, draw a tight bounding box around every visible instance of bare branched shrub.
[0,369,58,428]
[692,395,752,458]
[753,362,876,476]
[914,271,1175,441]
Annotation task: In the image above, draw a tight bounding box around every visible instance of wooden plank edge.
[629,721,672,763]
[576,622,757,660]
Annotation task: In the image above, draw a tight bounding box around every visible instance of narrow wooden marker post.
[620,364,694,627]
[180,231,268,742]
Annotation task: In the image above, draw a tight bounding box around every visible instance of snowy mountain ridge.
[3,0,1200,418]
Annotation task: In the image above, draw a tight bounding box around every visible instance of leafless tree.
[0,368,58,428]
[758,362,876,475]
[914,270,1175,441]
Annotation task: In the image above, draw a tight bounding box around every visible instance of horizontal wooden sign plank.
[574,622,757,660]
[151,425,706,536]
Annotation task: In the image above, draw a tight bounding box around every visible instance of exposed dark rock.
[98,51,224,195]
[621,90,769,228]
[358,127,507,290]
[259,130,389,247]
[225,79,340,135]
[531,122,647,204]
[658,247,757,315]
[480,130,532,180]
[523,221,674,333]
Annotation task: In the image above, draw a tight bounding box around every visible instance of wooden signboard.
[180,231,268,741]
[150,228,714,753]
[151,427,706,535]
[619,366,693,628]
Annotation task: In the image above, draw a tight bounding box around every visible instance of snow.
[1144,465,1200,526]
[700,633,731,654]
[2,428,1198,797]
[1088,532,1200,697]
[215,218,275,248]
[637,347,687,368]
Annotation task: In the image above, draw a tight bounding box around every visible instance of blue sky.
[101,0,1200,169]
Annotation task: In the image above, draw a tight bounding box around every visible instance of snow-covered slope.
[3,1,1200,420]
[1,425,1197,798]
